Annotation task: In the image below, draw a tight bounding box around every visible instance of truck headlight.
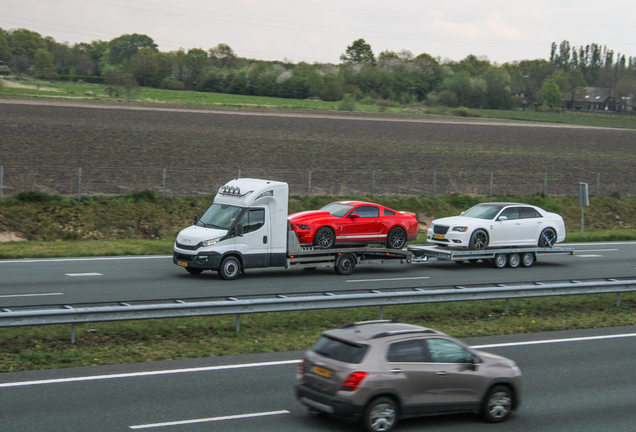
[452,226,468,232]
[201,236,223,247]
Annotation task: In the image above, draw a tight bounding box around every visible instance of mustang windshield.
[461,204,506,220]
[320,203,354,218]
[197,203,243,230]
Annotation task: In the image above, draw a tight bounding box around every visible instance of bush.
[130,189,159,202]
[447,194,480,209]
[338,93,356,111]
[450,107,475,117]
[14,191,62,203]
[160,78,185,91]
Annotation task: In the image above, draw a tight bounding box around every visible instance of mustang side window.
[426,339,473,364]
[384,209,396,216]
[354,206,380,218]
[387,339,427,363]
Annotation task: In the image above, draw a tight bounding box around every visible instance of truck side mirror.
[235,223,244,237]
[193,215,198,224]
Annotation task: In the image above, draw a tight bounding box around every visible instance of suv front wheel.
[363,397,398,432]
[482,385,513,423]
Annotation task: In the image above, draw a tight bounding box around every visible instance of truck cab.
[173,178,289,279]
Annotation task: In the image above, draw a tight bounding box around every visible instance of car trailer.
[407,244,575,269]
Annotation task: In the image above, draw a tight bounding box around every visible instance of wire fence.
[1,166,635,199]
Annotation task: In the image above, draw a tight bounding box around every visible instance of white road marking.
[347,276,431,283]
[65,273,103,277]
[129,410,290,429]
[2,333,635,389]
[574,249,618,252]
[575,254,603,257]
[0,293,63,299]
[0,256,172,264]
[563,241,636,246]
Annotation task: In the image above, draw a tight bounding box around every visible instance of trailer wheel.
[493,253,507,269]
[314,227,336,249]
[335,253,356,275]
[386,227,407,249]
[219,256,241,280]
[507,253,520,268]
[521,252,534,267]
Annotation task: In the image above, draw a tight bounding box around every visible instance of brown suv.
[295,320,521,432]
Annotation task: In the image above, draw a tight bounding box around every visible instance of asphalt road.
[1,326,634,432]
[1,242,635,308]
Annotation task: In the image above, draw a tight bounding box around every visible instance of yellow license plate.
[177,261,188,267]
[312,365,333,378]
[433,234,445,240]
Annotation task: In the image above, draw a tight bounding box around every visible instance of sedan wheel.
[313,227,335,249]
[469,229,489,250]
[386,227,406,249]
[482,385,513,423]
[538,228,557,247]
[364,397,398,432]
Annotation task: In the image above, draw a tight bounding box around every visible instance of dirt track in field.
[1,98,635,197]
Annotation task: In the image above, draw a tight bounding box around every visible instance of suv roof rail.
[370,329,436,339]
[339,319,398,329]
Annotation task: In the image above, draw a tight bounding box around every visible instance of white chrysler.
[427,203,566,250]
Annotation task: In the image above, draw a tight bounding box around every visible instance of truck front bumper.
[173,250,223,271]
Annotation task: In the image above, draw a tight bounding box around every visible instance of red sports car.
[288,201,418,249]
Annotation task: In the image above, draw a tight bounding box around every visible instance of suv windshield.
[320,203,354,218]
[461,204,506,220]
[197,203,243,230]
[312,336,368,364]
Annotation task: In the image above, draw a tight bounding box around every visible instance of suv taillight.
[341,372,368,391]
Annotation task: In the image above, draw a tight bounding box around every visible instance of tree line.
[1,27,635,110]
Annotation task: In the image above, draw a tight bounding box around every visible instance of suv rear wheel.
[363,397,398,432]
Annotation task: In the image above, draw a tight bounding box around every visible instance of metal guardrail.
[1,278,635,342]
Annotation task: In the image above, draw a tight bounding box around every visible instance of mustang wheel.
[469,229,489,250]
[538,228,557,247]
[386,227,406,249]
[482,385,514,423]
[218,256,241,280]
[363,397,398,432]
[313,227,335,249]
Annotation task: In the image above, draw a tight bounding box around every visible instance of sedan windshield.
[320,203,354,218]
[461,204,506,220]
[197,203,243,230]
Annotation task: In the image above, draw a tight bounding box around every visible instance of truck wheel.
[386,227,406,249]
[521,252,534,267]
[469,229,489,250]
[335,253,356,275]
[219,256,241,280]
[493,253,507,269]
[507,253,520,268]
[185,267,203,275]
[538,228,557,247]
[313,227,335,249]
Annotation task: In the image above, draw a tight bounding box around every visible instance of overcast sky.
[2,0,635,64]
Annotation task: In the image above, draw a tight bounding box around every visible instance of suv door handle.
[390,369,403,374]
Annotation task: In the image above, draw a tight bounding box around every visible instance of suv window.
[312,336,368,364]
[387,339,427,363]
[353,205,379,218]
[426,338,473,364]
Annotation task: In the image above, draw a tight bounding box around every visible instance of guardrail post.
[379,305,384,320]
[70,323,76,344]
[616,293,621,308]
[235,314,240,333]
[504,299,510,315]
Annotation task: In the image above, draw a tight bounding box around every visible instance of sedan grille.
[433,225,449,235]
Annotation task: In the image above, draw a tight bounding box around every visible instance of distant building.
[564,87,634,112]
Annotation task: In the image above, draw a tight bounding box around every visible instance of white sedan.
[427,203,566,249]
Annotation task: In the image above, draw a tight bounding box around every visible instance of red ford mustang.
[288,201,418,249]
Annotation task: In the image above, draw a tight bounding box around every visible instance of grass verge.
[2,293,635,373]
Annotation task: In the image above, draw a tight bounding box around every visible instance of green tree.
[209,43,237,68]
[539,78,563,110]
[103,66,139,98]
[128,47,159,86]
[455,54,492,76]
[185,48,208,87]
[483,69,512,109]
[0,28,11,64]
[340,39,375,65]
[32,48,57,78]
[107,34,157,66]
[8,28,45,60]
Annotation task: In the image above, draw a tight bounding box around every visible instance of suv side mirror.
[471,355,482,371]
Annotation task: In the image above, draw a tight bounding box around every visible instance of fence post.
[237,169,241,179]
[0,166,3,199]
[433,171,437,198]
[162,168,166,198]
[489,171,493,197]
[596,172,600,197]
[77,167,82,201]
[308,170,312,198]
[371,170,375,198]
[544,171,548,195]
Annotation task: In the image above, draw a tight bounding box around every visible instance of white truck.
[173,178,413,279]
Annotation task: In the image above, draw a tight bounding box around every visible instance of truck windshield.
[320,203,354,218]
[197,203,243,230]
[461,204,505,220]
